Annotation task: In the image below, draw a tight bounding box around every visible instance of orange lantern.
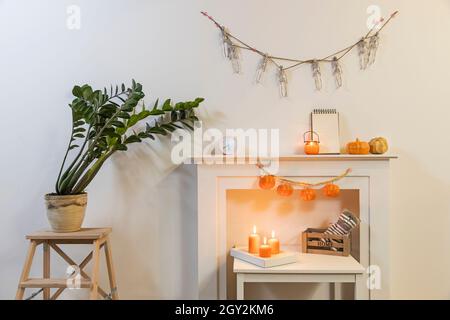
[259,175,276,190]
[303,131,320,155]
[300,188,316,201]
[322,183,340,197]
[277,183,294,197]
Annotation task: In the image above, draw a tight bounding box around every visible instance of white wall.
[0,0,449,299]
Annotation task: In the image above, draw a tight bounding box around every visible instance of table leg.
[354,274,365,300]
[43,241,50,300]
[332,283,342,300]
[236,274,244,300]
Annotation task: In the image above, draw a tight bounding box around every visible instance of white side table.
[233,253,366,300]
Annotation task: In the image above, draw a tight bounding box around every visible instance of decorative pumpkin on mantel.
[347,138,370,154]
[369,137,388,154]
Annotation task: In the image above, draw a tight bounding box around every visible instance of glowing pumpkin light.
[259,175,276,190]
[277,183,294,197]
[323,183,340,197]
[300,188,316,201]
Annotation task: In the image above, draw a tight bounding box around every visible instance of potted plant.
[48,80,203,232]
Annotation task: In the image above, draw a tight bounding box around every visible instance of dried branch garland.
[256,163,351,188]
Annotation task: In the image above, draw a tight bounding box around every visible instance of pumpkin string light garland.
[256,163,351,201]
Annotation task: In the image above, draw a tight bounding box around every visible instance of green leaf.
[116,127,127,135]
[73,133,85,138]
[162,99,172,111]
[72,86,83,98]
[127,114,140,127]
[117,112,130,119]
[73,120,85,127]
[115,144,128,151]
[73,127,86,133]
[124,135,141,144]
[111,121,125,128]
[69,144,79,150]
[152,99,159,110]
[149,109,165,116]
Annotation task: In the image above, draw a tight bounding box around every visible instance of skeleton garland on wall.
[201,11,398,97]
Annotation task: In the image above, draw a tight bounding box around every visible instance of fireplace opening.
[225,189,360,299]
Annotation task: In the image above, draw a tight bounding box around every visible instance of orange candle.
[304,141,320,155]
[268,230,280,254]
[248,225,260,254]
[259,237,271,258]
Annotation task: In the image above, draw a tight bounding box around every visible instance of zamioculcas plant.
[46,80,203,232]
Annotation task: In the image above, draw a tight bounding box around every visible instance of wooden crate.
[301,228,350,256]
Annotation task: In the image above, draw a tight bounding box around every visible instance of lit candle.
[248,225,260,254]
[259,237,272,258]
[268,230,280,254]
[304,141,320,155]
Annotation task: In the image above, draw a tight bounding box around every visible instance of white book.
[311,109,340,154]
[230,247,298,268]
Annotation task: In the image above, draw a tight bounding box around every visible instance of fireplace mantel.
[191,155,396,300]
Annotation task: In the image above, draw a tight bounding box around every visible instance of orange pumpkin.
[347,138,370,154]
[277,183,294,197]
[323,183,340,197]
[259,175,276,190]
[300,188,316,201]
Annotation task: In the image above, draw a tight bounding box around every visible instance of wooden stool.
[15,228,118,300]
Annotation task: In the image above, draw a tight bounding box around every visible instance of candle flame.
[263,236,267,245]
[271,230,275,238]
[252,225,256,234]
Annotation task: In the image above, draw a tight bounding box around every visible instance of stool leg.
[15,240,38,300]
[89,240,101,300]
[43,241,50,300]
[104,238,119,300]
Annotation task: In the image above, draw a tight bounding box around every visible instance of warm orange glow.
[248,226,260,254]
[259,236,271,258]
[304,141,320,155]
[268,231,280,254]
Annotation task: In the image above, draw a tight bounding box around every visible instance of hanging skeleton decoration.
[255,54,269,83]
[311,60,322,91]
[278,66,288,97]
[367,33,380,66]
[331,57,343,89]
[357,38,369,70]
[221,28,240,73]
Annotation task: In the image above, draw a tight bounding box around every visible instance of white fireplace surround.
[192,154,396,300]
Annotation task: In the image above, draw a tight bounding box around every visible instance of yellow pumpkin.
[369,137,388,154]
[347,138,370,155]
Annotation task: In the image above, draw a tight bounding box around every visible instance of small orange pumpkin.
[300,188,316,201]
[277,183,294,197]
[259,175,276,190]
[323,183,340,197]
[347,138,370,154]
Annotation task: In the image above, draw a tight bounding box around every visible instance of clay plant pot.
[44,193,87,232]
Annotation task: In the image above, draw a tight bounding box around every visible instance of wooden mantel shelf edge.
[189,154,397,163]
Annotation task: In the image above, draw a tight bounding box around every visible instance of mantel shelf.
[190,154,397,163]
